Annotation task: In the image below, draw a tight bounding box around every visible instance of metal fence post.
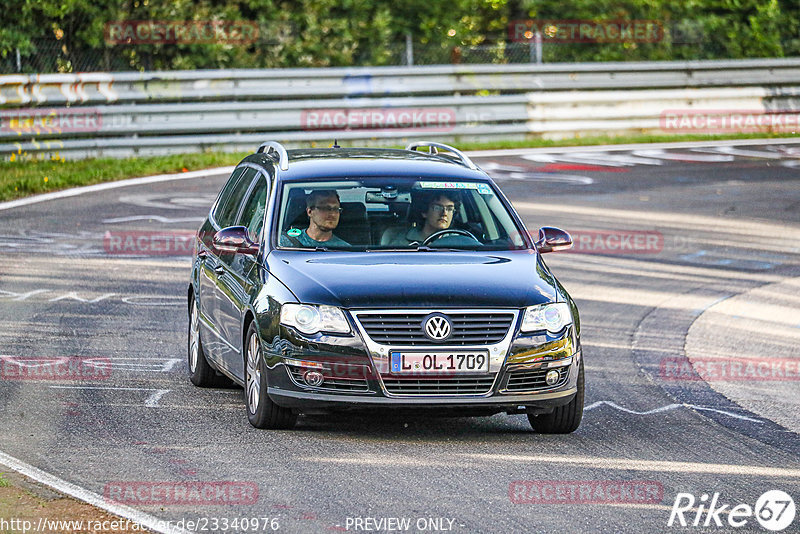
[405,33,414,66]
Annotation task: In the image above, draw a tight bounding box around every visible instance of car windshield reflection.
[275,178,528,251]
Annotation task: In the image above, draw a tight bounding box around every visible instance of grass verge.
[0,470,146,533]
[0,151,249,202]
[1,132,798,202]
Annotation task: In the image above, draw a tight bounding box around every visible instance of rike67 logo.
[669,490,795,531]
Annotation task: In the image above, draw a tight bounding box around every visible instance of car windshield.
[274,178,528,251]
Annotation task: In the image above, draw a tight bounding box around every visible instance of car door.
[198,166,253,365]
[215,169,269,380]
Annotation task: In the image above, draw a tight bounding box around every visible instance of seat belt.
[285,233,304,247]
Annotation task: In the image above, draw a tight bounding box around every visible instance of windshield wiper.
[364,246,464,252]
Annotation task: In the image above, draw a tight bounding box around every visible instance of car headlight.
[280,304,351,335]
[520,302,572,333]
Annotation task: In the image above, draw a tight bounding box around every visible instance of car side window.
[235,175,268,243]
[214,167,258,228]
[211,167,244,224]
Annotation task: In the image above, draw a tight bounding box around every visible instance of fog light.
[303,370,324,387]
[545,370,560,386]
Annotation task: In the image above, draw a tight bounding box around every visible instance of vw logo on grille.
[423,314,452,341]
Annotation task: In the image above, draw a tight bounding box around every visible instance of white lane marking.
[80,358,181,373]
[506,172,594,184]
[631,149,735,162]
[461,454,800,478]
[692,146,786,159]
[117,193,217,210]
[145,390,170,407]
[521,153,626,166]
[101,215,205,224]
[160,359,181,372]
[481,161,595,184]
[522,152,661,166]
[120,295,184,306]
[479,162,528,173]
[0,167,233,212]
[466,137,800,158]
[0,451,192,534]
[302,453,800,477]
[49,292,116,303]
[680,250,778,270]
[49,386,171,407]
[0,289,50,301]
[0,290,185,307]
[584,400,764,423]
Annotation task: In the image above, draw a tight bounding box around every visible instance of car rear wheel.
[245,322,297,430]
[188,298,223,387]
[528,358,584,434]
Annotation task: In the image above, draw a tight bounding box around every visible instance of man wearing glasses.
[383,191,465,246]
[280,190,351,248]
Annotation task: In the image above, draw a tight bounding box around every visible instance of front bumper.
[261,309,580,413]
[265,342,580,413]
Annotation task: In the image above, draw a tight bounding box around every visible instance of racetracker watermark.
[104,481,258,506]
[509,480,664,504]
[0,108,101,134]
[660,357,800,382]
[103,231,196,256]
[660,110,800,133]
[669,490,795,531]
[104,20,259,45]
[301,108,456,132]
[569,230,663,254]
[0,356,111,381]
[509,20,664,43]
[511,229,664,254]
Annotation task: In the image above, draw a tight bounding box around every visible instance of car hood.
[265,250,558,308]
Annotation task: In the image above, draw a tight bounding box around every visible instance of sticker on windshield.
[287,228,302,237]
[417,182,493,194]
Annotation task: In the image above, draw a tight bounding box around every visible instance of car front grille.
[504,365,569,392]
[286,365,371,392]
[355,312,515,346]
[381,375,496,395]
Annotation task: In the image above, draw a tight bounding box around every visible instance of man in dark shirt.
[382,191,477,247]
[280,190,350,248]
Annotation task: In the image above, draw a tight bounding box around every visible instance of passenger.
[280,190,351,248]
[383,191,463,246]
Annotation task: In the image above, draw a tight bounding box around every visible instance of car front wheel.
[527,358,584,434]
[245,322,297,430]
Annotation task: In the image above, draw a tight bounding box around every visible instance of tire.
[528,358,584,434]
[188,298,222,387]
[244,322,297,430]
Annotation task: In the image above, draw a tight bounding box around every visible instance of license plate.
[389,351,489,375]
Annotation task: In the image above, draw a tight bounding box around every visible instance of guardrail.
[2,58,800,160]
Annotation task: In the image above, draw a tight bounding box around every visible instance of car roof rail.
[405,141,478,170]
[256,141,289,171]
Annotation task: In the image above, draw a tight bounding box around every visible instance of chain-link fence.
[0,32,725,74]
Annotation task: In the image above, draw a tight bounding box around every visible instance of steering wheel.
[421,228,480,246]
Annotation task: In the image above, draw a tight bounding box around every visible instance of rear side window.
[213,167,258,228]
[235,175,268,243]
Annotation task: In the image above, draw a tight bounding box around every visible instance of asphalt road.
[0,140,798,534]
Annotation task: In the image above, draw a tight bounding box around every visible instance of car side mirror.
[535,226,573,253]
[213,226,259,255]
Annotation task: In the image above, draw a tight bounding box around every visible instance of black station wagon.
[188,141,584,432]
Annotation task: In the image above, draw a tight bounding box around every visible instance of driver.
[383,191,466,246]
